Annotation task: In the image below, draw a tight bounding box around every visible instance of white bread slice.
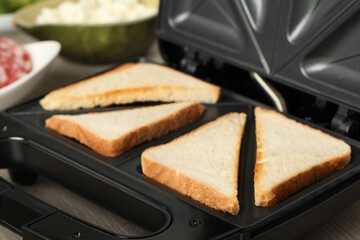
[40,62,221,110]
[45,102,203,157]
[254,107,351,207]
[141,112,247,215]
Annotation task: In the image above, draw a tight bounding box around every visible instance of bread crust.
[254,154,351,207]
[45,102,204,157]
[141,112,246,215]
[40,62,221,110]
[39,63,136,107]
[42,63,136,98]
[141,157,240,215]
[42,86,219,110]
[254,107,351,207]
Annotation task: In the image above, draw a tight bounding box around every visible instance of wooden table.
[1,31,360,240]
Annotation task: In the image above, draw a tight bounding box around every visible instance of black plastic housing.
[0,61,360,239]
[157,0,360,112]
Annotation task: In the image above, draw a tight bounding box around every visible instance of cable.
[249,72,288,113]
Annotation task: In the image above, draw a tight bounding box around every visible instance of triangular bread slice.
[40,62,221,110]
[141,112,247,215]
[45,102,203,157]
[254,107,351,207]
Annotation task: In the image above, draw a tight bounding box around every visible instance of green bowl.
[13,0,158,64]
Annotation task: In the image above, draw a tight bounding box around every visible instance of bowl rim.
[14,0,158,28]
[17,14,157,28]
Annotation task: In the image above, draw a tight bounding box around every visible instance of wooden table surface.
[1,30,360,240]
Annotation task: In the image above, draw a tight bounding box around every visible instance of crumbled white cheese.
[35,0,157,24]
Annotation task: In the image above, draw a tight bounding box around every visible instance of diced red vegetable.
[0,37,32,89]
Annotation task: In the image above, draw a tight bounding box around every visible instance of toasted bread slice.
[40,62,221,110]
[141,112,247,215]
[45,102,203,157]
[254,107,351,207]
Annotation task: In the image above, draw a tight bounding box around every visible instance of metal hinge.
[331,106,360,140]
[179,46,223,77]
[180,47,200,75]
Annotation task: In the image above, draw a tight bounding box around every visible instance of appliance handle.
[0,176,139,240]
[0,176,54,238]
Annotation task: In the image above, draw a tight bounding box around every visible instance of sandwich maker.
[1,0,360,239]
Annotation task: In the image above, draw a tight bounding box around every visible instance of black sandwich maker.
[1,0,360,239]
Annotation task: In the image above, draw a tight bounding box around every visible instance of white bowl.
[0,14,16,32]
[0,40,61,111]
